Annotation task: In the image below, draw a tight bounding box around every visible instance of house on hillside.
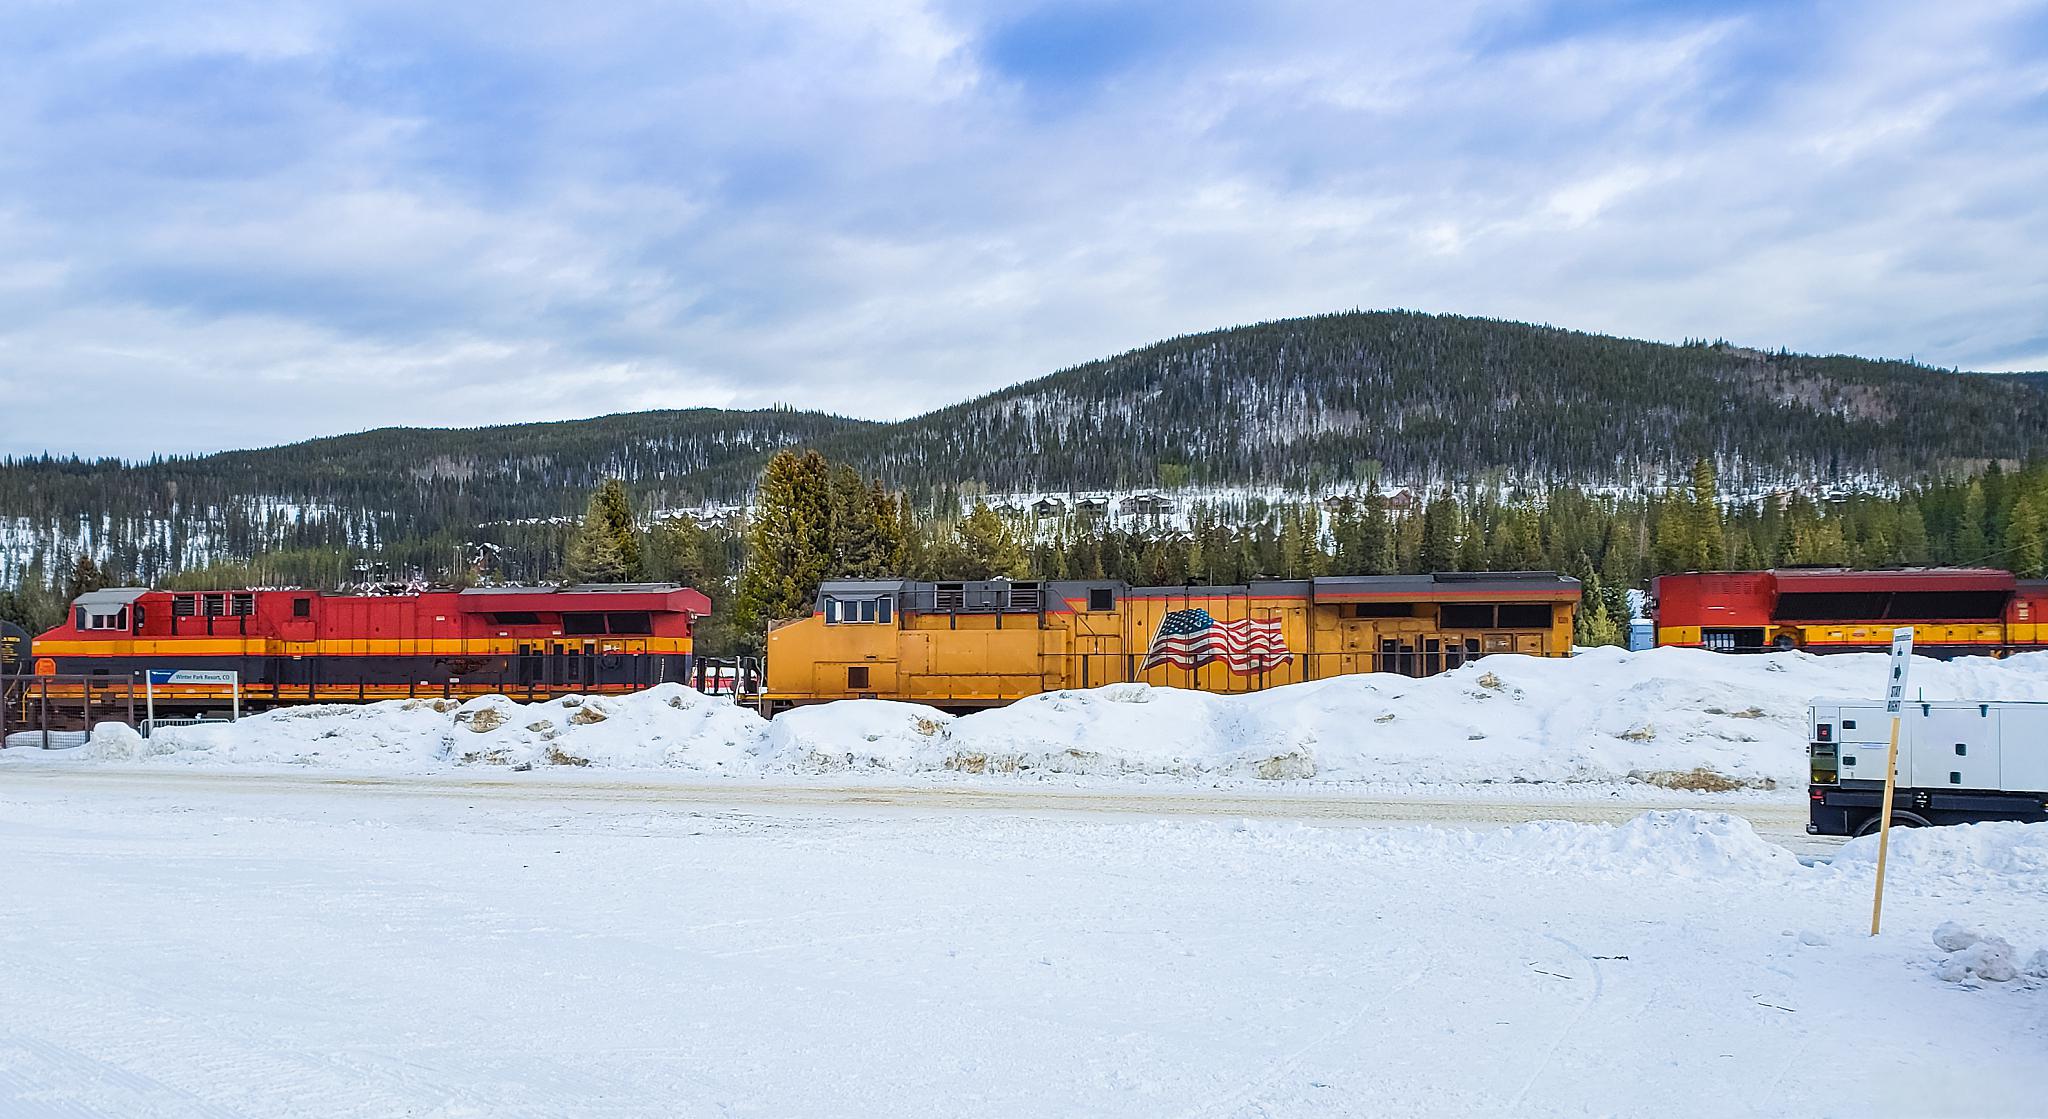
[1119,494,1175,517]
[1031,497,1067,517]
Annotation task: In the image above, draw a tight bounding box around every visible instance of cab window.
[825,597,890,624]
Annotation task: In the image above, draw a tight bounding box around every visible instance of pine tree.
[734,449,833,636]
[1574,572,1623,647]
[869,482,905,573]
[1420,490,1461,572]
[1955,482,1989,563]
[956,503,1028,579]
[64,553,107,603]
[564,479,643,583]
[1652,493,1694,574]
[1599,517,1639,588]
[2009,493,2044,577]
[1896,501,1930,565]
[1361,484,1396,575]
[1689,458,1726,570]
[826,464,892,577]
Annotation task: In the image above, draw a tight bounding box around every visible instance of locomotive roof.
[821,573,1580,600]
[816,579,914,594]
[458,583,689,595]
[72,587,149,608]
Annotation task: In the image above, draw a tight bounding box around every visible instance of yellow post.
[1869,626,1914,937]
[1869,712,1902,936]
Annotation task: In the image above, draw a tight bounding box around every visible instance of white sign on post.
[1871,626,1914,935]
[146,669,238,686]
[1883,627,1913,714]
[142,669,241,736]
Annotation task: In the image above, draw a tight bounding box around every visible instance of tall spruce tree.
[564,479,643,583]
[1361,483,1397,575]
[735,449,833,635]
[2009,492,2044,577]
[956,503,1028,579]
[826,464,893,577]
[1419,490,1461,572]
[65,553,108,603]
[1955,482,1990,563]
[1689,458,1726,570]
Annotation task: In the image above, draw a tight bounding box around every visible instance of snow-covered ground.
[0,776,2041,1117]
[48,647,2048,795]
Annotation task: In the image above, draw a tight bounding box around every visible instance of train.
[12,565,2048,728]
[23,583,709,714]
[757,573,1583,714]
[1651,567,2048,657]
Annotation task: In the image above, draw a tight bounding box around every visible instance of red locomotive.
[30,583,709,712]
[1653,568,2048,656]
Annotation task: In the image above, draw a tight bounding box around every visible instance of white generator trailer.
[1807,698,2048,836]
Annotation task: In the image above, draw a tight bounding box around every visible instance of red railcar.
[1653,568,2048,656]
[31,583,710,712]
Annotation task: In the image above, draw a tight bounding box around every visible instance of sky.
[2,0,2045,458]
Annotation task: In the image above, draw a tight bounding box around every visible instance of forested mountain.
[3,310,2045,590]
[0,408,871,587]
[827,312,2048,494]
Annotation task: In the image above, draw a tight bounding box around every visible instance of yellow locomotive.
[759,573,1580,713]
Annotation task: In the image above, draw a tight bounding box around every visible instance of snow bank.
[760,701,956,771]
[1833,820,2048,881]
[118,684,765,772]
[42,647,2048,787]
[1927,922,2048,985]
[1464,810,1803,877]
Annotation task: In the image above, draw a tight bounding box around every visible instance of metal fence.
[1,675,141,749]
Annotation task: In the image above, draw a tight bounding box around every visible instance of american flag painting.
[1142,609,1293,675]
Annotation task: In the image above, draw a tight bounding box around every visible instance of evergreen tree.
[955,503,1028,579]
[1652,493,1693,574]
[1574,572,1624,647]
[1419,491,1461,572]
[1896,501,1930,565]
[1955,482,1989,563]
[64,553,108,603]
[1599,517,1640,588]
[2009,492,2044,577]
[1689,458,1726,570]
[564,479,643,583]
[734,449,833,636]
[1361,484,1396,575]
[826,464,892,577]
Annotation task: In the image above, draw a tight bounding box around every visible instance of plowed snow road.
[0,762,1838,855]
[0,762,2025,1118]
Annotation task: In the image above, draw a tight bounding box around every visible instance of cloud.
[0,0,2044,456]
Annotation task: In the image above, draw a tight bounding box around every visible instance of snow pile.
[940,646,2048,786]
[96,701,465,767]
[1833,820,2048,882]
[120,684,765,772]
[1928,922,2048,985]
[1232,811,1805,877]
[759,700,956,771]
[42,647,2048,787]
[1464,811,1803,877]
[943,683,1312,778]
